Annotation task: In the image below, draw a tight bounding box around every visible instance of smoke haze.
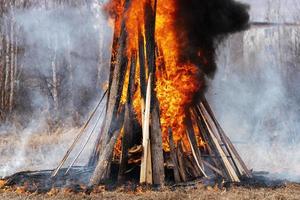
[0,1,112,177]
[1,0,299,184]
[208,26,300,182]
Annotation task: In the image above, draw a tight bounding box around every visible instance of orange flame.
[108,0,205,151]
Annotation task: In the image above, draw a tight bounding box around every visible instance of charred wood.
[118,52,137,182]
[168,128,181,183]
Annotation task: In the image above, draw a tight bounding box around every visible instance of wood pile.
[51,0,252,188]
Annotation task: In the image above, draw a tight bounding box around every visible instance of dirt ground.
[0,183,300,200]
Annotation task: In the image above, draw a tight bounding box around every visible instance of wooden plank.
[185,110,207,177]
[52,90,107,177]
[138,25,147,100]
[198,103,240,182]
[144,0,156,75]
[193,107,224,174]
[176,141,188,182]
[202,160,224,177]
[88,1,132,185]
[140,74,152,184]
[200,98,251,178]
[185,155,201,178]
[222,133,252,177]
[168,128,181,183]
[150,101,165,186]
[89,106,125,186]
[118,51,137,182]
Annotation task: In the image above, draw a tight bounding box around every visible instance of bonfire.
[1,0,251,192]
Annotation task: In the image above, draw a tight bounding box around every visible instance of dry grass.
[0,183,300,200]
[0,129,78,177]
[1,129,300,199]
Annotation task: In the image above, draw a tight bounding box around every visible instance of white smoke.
[0,1,112,178]
[208,26,300,182]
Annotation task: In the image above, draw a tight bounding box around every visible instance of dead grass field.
[1,130,300,200]
[0,128,96,177]
[0,183,300,200]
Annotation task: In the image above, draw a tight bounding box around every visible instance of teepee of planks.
[52,0,252,187]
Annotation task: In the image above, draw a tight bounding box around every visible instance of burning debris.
[1,0,251,192]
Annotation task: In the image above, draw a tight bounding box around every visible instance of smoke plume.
[175,0,250,76]
[208,27,300,182]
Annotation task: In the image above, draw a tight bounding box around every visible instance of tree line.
[0,0,110,131]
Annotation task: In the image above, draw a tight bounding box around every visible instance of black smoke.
[175,0,250,76]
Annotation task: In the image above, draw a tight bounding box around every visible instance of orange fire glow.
[107,0,205,151]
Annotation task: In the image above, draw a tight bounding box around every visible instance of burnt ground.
[0,183,300,200]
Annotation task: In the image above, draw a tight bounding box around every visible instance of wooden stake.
[168,128,181,183]
[150,101,165,186]
[185,110,207,177]
[198,103,240,182]
[138,25,147,100]
[89,105,125,186]
[89,1,131,186]
[52,90,107,178]
[140,74,152,184]
[65,104,106,175]
[176,141,187,182]
[193,107,224,177]
[118,52,137,182]
[201,98,252,178]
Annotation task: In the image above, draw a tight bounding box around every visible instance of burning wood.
[52,0,250,188]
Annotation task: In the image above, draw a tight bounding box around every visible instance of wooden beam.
[168,128,181,183]
[176,141,188,182]
[192,107,224,177]
[200,98,252,178]
[52,90,107,177]
[144,0,156,76]
[198,103,240,182]
[150,101,165,186]
[88,0,131,186]
[140,74,152,184]
[89,105,125,186]
[118,52,137,182]
[185,110,207,178]
[202,160,224,177]
[138,25,147,101]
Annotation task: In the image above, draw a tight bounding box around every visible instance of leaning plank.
[118,52,137,182]
[185,155,201,178]
[138,25,147,100]
[202,160,224,177]
[185,110,207,177]
[118,104,132,182]
[222,133,252,177]
[97,0,133,157]
[52,90,107,177]
[200,98,251,178]
[89,107,125,186]
[176,141,188,182]
[168,128,181,183]
[150,101,165,186]
[89,130,121,186]
[65,104,106,175]
[193,107,224,175]
[89,0,131,176]
[140,74,152,184]
[198,103,240,182]
[144,0,156,75]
